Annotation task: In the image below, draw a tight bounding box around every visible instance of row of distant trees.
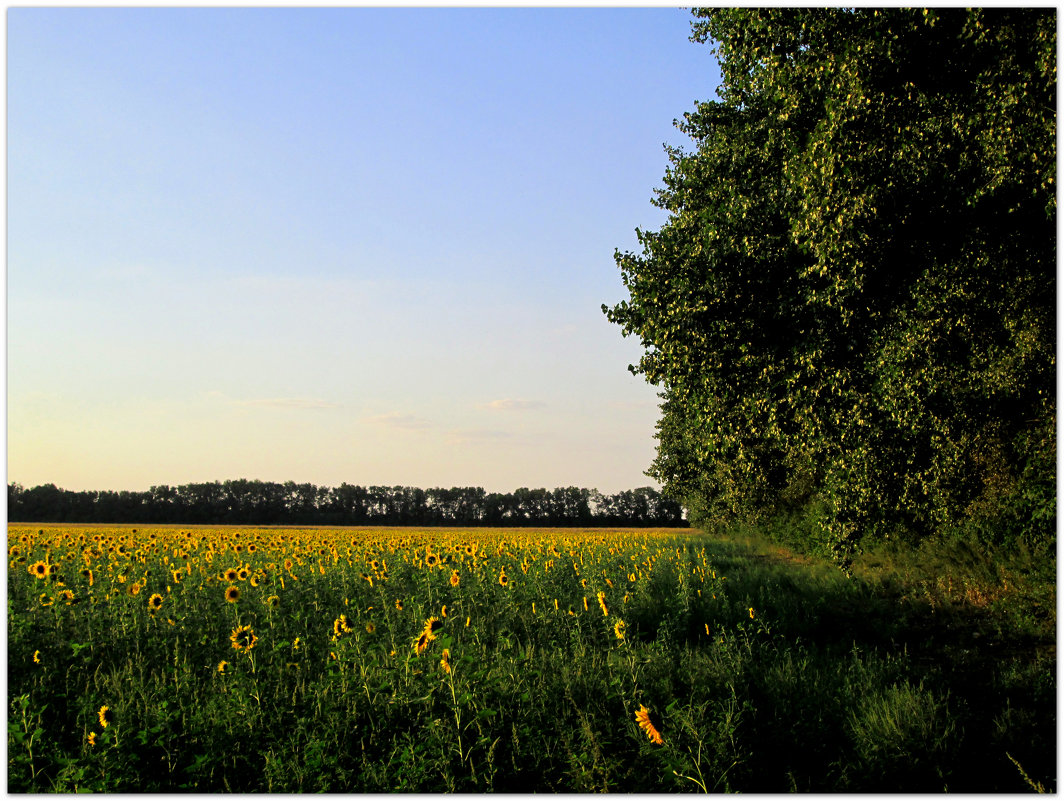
[7,481,687,528]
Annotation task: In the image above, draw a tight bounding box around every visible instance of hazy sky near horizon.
[8,7,722,495]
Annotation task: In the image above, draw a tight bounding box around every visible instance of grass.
[7,523,1055,792]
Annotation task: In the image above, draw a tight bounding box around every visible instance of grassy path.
[697,529,1056,792]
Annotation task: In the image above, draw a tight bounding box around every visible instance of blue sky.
[7,7,722,494]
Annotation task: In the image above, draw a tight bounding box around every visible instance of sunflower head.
[449,569,460,587]
[635,704,664,745]
[498,571,509,587]
[414,632,430,654]
[332,614,354,638]
[225,568,239,582]
[225,586,241,603]
[266,595,280,608]
[365,621,376,634]
[217,660,229,674]
[440,648,452,674]
[29,560,49,579]
[230,625,258,652]
[614,620,627,640]
[98,705,115,728]
[425,553,439,568]
[423,617,444,639]
[148,593,164,612]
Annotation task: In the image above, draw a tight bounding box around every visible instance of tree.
[605,8,1055,564]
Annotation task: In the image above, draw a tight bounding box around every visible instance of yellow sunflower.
[98,705,115,728]
[332,614,354,639]
[422,616,444,640]
[440,648,452,674]
[266,595,280,608]
[635,704,664,745]
[29,560,49,580]
[148,593,164,613]
[597,591,609,617]
[449,569,460,587]
[614,620,627,640]
[225,585,241,603]
[217,660,229,674]
[230,625,258,652]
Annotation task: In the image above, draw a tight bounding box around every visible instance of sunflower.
[422,616,444,639]
[266,595,280,608]
[217,660,229,674]
[237,568,250,581]
[749,607,755,620]
[87,731,97,747]
[365,621,376,634]
[98,705,115,728]
[81,568,94,586]
[284,559,294,572]
[614,620,627,640]
[230,625,258,652]
[597,591,609,617]
[635,704,664,745]
[440,604,448,618]
[498,571,509,588]
[39,593,54,607]
[148,593,164,613]
[225,585,241,603]
[395,598,404,611]
[128,582,142,596]
[332,614,354,639]
[414,632,431,654]
[33,650,41,664]
[449,569,460,587]
[440,648,452,674]
[224,568,239,582]
[61,589,75,605]
[29,560,49,579]
[425,552,439,568]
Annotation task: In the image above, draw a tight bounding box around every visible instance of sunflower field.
[7,524,1055,792]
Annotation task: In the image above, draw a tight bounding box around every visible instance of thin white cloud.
[445,428,513,445]
[480,399,546,411]
[237,397,341,410]
[206,391,340,410]
[364,412,433,431]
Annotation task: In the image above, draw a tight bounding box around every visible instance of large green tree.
[605,8,1055,564]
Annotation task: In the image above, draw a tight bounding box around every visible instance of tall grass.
[7,524,1054,792]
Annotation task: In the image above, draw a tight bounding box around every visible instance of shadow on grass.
[684,531,1056,792]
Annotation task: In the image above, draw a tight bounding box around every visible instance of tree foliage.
[6,481,685,528]
[605,8,1055,564]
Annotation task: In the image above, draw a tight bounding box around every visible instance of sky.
[7,6,722,496]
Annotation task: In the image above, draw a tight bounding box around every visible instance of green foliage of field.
[8,524,1054,792]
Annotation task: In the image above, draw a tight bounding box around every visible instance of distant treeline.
[7,481,687,528]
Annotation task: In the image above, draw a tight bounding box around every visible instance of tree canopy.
[605,8,1055,566]
[7,481,686,528]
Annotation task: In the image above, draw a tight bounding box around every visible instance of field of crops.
[8,524,1054,792]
